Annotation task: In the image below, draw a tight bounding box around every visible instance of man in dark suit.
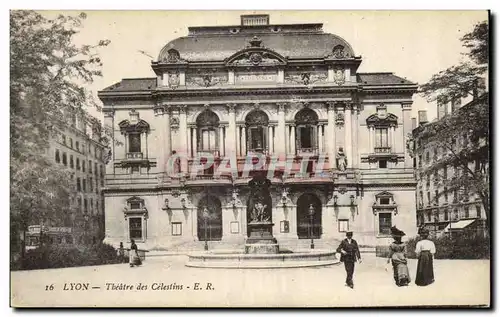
[336,231,362,288]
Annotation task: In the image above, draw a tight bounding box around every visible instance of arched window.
[196,110,220,154]
[295,108,319,153]
[55,150,60,163]
[245,110,269,153]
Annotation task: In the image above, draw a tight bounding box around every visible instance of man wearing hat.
[336,231,362,288]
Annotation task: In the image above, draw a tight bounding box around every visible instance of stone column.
[227,104,237,158]
[344,104,352,168]
[219,126,224,157]
[241,125,246,156]
[402,102,413,168]
[327,102,336,170]
[276,103,287,156]
[154,105,166,173]
[277,68,284,84]
[392,126,397,152]
[268,126,273,155]
[317,125,323,154]
[192,126,198,158]
[178,105,188,173]
[290,124,296,156]
[388,126,393,151]
[164,106,172,159]
[351,104,359,168]
[368,126,373,153]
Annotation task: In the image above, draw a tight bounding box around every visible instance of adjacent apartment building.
[25,110,108,248]
[411,91,488,236]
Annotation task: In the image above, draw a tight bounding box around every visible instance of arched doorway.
[197,195,223,241]
[296,193,322,239]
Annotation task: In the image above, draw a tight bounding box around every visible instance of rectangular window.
[94,163,98,176]
[443,166,448,180]
[83,179,86,192]
[375,128,388,147]
[69,138,73,149]
[378,160,387,169]
[200,128,217,152]
[338,220,349,232]
[76,141,79,151]
[129,133,141,153]
[129,218,142,240]
[89,160,93,174]
[444,208,449,221]
[77,178,81,192]
[299,126,313,149]
[427,192,431,205]
[427,211,432,221]
[380,198,390,205]
[378,213,392,235]
[171,222,182,236]
[89,177,93,192]
[475,205,481,218]
[62,135,66,145]
[130,201,141,210]
[82,161,86,172]
[464,206,470,218]
[249,126,266,151]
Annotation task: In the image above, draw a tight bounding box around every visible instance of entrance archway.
[197,195,223,241]
[296,193,322,239]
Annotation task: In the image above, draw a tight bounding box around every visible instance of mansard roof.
[157,27,357,63]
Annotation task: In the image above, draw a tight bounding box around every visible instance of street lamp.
[202,207,209,251]
[308,204,315,249]
[83,214,89,245]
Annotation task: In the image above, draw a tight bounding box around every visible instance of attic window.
[230,28,240,34]
[270,26,281,33]
[167,49,180,63]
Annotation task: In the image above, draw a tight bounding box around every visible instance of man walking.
[336,231,362,288]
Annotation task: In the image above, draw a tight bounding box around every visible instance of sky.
[40,10,488,122]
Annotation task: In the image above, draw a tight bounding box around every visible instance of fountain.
[186,174,339,269]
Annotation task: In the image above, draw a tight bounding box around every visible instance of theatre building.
[98,14,418,251]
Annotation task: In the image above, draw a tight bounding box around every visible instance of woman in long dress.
[387,226,411,286]
[415,228,436,286]
[129,239,142,267]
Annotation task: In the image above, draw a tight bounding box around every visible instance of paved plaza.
[11,254,490,307]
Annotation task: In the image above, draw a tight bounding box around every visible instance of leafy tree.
[10,10,109,263]
[411,20,489,234]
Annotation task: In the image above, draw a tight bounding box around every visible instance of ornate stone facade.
[98,15,418,250]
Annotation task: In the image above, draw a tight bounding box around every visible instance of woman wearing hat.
[415,228,436,286]
[387,226,411,286]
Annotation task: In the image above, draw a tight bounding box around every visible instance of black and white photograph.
[9,9,490,308]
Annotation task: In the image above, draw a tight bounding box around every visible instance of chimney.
[241,14,270,26]
[411,118,417,130]
[418,110,428,126]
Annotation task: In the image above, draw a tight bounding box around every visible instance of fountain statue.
[245,174,278,254]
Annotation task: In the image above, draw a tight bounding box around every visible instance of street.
[11,254,490,307]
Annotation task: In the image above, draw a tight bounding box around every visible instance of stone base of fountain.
[245,222,279,254]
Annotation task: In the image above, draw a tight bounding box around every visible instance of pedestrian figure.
[387,226,411,287]
[129,239,142,267]
[415,228,435,286]
[118,242,125,263]
[336,231,362,289]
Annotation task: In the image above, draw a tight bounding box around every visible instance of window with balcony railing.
[295,108,318,154]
